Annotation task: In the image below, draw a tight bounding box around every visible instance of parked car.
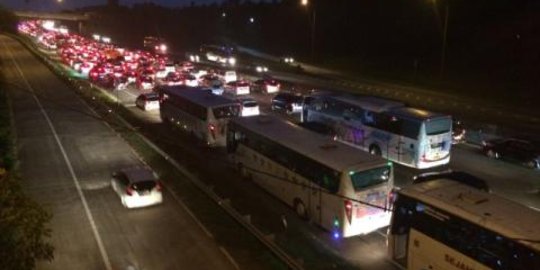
[412,170,490,192]
[135,92,160,111]
[252,79,280,94]
[482,138,540,169]
[111,167,163,208]
[235,96,260,117]
[271,92,303,114]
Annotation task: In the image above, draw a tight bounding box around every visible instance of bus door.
[398,131,417,166]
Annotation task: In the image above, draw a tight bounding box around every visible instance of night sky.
[1,0,223,11]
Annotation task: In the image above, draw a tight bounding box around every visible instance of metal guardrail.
[14,33,304,270]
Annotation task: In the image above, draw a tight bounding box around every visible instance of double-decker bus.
[302,93,452,169]
[388,179,540,270]
[200,44,236,66]
[227,115,394,238]
[157,86,239,147]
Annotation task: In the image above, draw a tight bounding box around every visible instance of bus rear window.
[350,166,391,191]
[426,118,451,135]
[213,105,240,119]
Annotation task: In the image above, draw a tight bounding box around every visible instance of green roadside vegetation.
[0,58,54,270]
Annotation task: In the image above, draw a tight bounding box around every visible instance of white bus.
[158,86,240,147]
[227,115,394,238]
[302,94,452,169]
[388,180,540,270]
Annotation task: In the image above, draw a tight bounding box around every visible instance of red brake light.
[208,124,216,139]
[344,200,353,225]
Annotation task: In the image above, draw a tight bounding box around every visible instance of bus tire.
[486,149,499,159]
[369,145,382,156]
[294,199,308,220]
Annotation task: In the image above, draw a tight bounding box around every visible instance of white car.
[156,64,175,79]
[224,71,237,83]
[79,62,95,75]
[236,97,260,117]
[225,80,250,95]
[135,92,160,111]
[111,167,163,208]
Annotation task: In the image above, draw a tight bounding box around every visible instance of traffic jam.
[18,20,540,174]
[15,18,540,270]
[18,20,292,118]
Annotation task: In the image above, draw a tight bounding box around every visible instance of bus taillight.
[344,200,353,225]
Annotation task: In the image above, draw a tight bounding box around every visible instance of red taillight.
[344,200,353,225]
[126,186,134,196]
[208,124,216,139]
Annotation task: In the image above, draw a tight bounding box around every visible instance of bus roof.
[389,107,449,120]
[231,115,388,172]
[158,86,237,108]
[399,180,540,251]
[332,95,405,113]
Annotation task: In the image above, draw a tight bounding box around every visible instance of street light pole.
[301,0,317,62]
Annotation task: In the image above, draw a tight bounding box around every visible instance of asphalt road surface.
[0,35,240,270]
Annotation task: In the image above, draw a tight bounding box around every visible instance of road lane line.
[219,246,241,270]
[2,39,113,270]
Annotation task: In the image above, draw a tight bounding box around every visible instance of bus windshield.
[426,118,451,135]
[350,165,391,191]
[213,105,240,119]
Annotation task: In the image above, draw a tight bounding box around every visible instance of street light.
[300,0,316,61]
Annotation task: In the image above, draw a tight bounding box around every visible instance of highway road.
[0,34,258,270]
[8,33,540,270]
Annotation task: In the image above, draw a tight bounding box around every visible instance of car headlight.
[228,57,236,65]
[256,66,262,72]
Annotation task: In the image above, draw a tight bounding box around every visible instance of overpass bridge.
[14,11,90,33]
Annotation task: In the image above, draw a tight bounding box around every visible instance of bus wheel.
[294,199,308,220]
[369,145,381,156]
[486,149,499,159]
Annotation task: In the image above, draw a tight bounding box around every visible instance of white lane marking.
[219,246,241,270]
[2,39,113,270]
